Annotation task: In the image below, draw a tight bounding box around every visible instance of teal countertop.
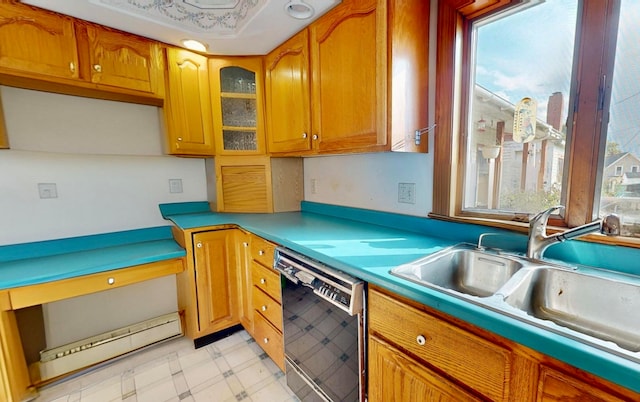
[162,201,640,394]
[0,226,186,289]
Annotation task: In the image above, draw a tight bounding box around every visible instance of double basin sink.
[390,244,640,363]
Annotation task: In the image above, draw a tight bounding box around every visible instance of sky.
[473,0,640,156]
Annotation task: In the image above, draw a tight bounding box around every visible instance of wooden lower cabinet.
[368,285,639,402]
[248,235,284,371]
[369,335,479,401]
[178,229,240,338]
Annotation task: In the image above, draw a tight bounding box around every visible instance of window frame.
[432,0,635,246]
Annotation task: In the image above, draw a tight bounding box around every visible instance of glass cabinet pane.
[220,66,256,94]
[223,130,258,151]
[221,97,257,127]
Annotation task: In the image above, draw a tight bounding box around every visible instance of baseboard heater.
[36,312,183,382]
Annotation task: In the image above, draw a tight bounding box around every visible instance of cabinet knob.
[312,134,318,140]
[196,242,203,248]
[107,277,115,285]
[263,337,269,344]
[259,250,265,256]
[93,64,102,73]
[261,305,267,312]
[243,242,249,247]
[416,335,427,346]
[177,137,183,141]
[302,132,308,139]
[260,278,266,284]
[69,62,75,72]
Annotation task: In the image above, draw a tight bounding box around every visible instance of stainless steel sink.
[390,244,525,297]
[502,267,640,353]
[390,243,640,362]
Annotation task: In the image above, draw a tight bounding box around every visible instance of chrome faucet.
[526,206,621,260]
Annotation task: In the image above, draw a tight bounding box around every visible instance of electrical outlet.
[398,183,416,204]
[38,183,58,199]
[169,179,183,194]
[310,178,318,194]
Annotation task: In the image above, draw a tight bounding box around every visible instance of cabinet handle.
[261,305,267,311]
[312,134,318,140]
[243,242,249,247]
[177,137,183,141]
[107,277,115,285]
[69,62,75,72]
[196,242,203,248]
[416,335,427,346]
[93,64,102,73]
[260,278,266,284]
[302,132,308,139]
[259,250,265,256]
[263,337,269,344]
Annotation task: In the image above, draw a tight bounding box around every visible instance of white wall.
[304,152,434,216]
[0,86,207,244]
[0,86,208,347]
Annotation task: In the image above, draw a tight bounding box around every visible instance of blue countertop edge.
[0,226,186,289]
[161,201,640,394]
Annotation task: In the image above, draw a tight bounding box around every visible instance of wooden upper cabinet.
[265,29,312,154]
[388,0,430,152]
[309,0,387,153]
[210,57,266,155]
[80,24,163,95]
[0,1,79,80]
[164,47,215,156]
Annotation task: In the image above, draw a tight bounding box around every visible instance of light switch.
[398,183,416,204]
[38,183,58,199]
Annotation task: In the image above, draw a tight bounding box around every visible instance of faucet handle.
[601,214,621,236]
[530,205,564,229]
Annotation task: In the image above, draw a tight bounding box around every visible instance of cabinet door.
[537,366,627,402]
[83,25,162,94]
[210,57,266,155]
[369,336,480,402]
[309,0,387,153]
[0,2,78,80]
[265,29,312,154]
[235,231,254,335]
[192,231,239,336]
[164,47,215,155]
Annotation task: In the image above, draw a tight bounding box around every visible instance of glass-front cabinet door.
[210,57,265,155]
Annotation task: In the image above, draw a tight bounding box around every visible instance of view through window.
[599,0,640,236]
[463,0,578,214]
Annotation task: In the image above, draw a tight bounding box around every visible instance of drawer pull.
[196,242,202,248]
[416,334,427,346]
[260,278,266,284]
[259,250,265,256]
[107,277,115,285]
[263,337,269,344]
[93,64,102,72]
[261,305,267,312]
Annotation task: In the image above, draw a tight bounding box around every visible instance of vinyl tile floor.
[34,330,300,402]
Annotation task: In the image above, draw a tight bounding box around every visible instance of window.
[434,0,637,238]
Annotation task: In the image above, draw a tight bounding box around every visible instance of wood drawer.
[253,312,284,371]
[252,286,282,330]
[251,261,281,302]
[368,288,512,401]
[9,258,184,309]
[251,236,275,268]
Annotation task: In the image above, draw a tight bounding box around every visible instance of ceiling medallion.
[98,0,261,33]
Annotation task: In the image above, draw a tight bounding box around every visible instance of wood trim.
[0,305,35,402]
[8,258,184,309]
[0,89,8,149]
[433,0,463,216]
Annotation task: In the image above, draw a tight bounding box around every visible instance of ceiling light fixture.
[182,39,208,52]
[284,0,314,19]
